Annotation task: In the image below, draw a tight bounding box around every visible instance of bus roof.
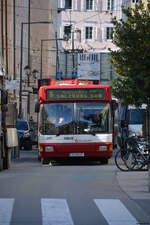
[39,79,111,103]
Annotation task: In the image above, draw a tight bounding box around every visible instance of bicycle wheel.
[115,149,129,171]
[124,150,136,170]
[130,152,145,170]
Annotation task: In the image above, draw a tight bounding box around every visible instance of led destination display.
[45,88,106,100]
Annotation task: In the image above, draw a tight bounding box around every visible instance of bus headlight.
[45,146,54,152]
[98,146,107,151]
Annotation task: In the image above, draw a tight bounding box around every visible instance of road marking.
[0,198,15,225]
[94,199,138,225]
[41,198,74,225]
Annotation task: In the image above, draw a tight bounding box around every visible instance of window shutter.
[60,0,65,8]
[82,27,85,41]
[104,27,107,41]
[94,0,98,11]
[103,0,108,11]
[72,0,78,10]
[74,30,77,40]
[112,0,115,11]
[78,0,81,11]
[93,26,97,40]
[81,0,85,11]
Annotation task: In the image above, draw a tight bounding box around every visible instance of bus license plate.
[69,153,84,157]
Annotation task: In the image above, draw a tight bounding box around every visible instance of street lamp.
[32,69,39,79]
[24,65,39,119]
[24,65,39,84]
[18,20,53,119]
[24,65,30,86]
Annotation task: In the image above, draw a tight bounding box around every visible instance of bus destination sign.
[45,88,106,100]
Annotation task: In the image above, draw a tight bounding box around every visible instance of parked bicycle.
[115,135,150,171]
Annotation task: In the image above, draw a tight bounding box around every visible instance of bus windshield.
[39,102,111,135]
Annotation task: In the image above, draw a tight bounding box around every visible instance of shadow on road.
[12,148,115,167]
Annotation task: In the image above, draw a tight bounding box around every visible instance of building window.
[64,25,72,39]
[107,0,114,11]
[85,27,93,39]
[65,0,72,9]
[86,0,93,10]
[106,27,113,40]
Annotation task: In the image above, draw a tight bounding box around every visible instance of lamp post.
[71,28,81,74]
[24,65,39,120]
[40,36,65,79]
[18,20,52,119]
[24,66,39,84]
[24,65,30,86]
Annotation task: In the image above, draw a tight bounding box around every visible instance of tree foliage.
[110,3,150,106]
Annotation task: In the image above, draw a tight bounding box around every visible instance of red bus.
[36,78,115,164]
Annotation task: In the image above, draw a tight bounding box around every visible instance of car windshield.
[128,109,145,124]
[16,121,28,130]
[39,102,111,135]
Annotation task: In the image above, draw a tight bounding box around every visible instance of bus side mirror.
[35,100,40,113]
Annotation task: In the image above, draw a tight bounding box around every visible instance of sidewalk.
[117,170,150,199]
[117,170,150,219]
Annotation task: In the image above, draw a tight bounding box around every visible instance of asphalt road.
[0,149,150,225]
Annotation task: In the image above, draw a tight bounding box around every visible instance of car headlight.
[45,146,54,152]
[98,146,107,151]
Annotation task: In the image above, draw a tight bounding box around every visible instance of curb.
[117,171,150,199]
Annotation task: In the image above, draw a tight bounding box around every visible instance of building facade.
[0,0,57,120]
[57,0,124,82]
[58,0,123,52]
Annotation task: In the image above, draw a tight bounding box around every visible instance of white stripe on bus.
[41,198,74,225]
[0,198,15,225]
[94,199,138,225]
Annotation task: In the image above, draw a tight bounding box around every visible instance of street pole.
[1,0,4,60]
[40,37,64,79]
[13,0,16,80]
[55,32,59,75]
[72,27,75,69]
[28,0,31,81]
[5,0,8,75]
[19,21,53,119]
[19,22,23,119]
[27,0,31,120]
[40,40,43,79]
